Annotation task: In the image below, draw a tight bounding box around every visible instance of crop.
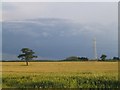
[2,62,119,88]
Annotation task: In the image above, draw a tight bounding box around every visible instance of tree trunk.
[26,61,29,66]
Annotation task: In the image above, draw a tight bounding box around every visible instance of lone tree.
[100,54,107,61]
[18,48,37,66]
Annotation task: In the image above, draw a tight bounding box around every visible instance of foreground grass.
[2,62,119,88]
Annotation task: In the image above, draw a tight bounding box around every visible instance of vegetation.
[65,56,88,61]
[113,57,119,60]
[100,54,107,61]
[2,62,118,88]
[18,48,37,66]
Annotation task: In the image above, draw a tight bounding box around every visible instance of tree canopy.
[18,48,37,65]
[100,54,107,61]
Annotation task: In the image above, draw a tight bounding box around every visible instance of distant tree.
[78,57,88,61]
[113,57,119,60]
[18,48,37,66]
[100,54,107,61]
[65,56,88,61]
[65,56,79,61]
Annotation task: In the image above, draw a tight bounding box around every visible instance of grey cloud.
[3,2,117,24]
[2,18,117,60]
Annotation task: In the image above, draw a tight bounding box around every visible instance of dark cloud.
[2,18,117,60]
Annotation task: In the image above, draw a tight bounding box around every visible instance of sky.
[2,2,118,60]
[2,2,117,24]
[1,0,119,2]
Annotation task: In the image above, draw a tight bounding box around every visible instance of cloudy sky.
[2,2,118,60]
[3,2,117,23]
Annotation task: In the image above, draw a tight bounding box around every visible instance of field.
[2,62,119,88]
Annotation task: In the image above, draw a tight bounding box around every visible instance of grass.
[2,61,119,88]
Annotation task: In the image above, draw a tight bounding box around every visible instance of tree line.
[64,55,119,61]
[18,48,119,66]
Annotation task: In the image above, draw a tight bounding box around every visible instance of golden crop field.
[2,62,119,88]
[2,62,118,73]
